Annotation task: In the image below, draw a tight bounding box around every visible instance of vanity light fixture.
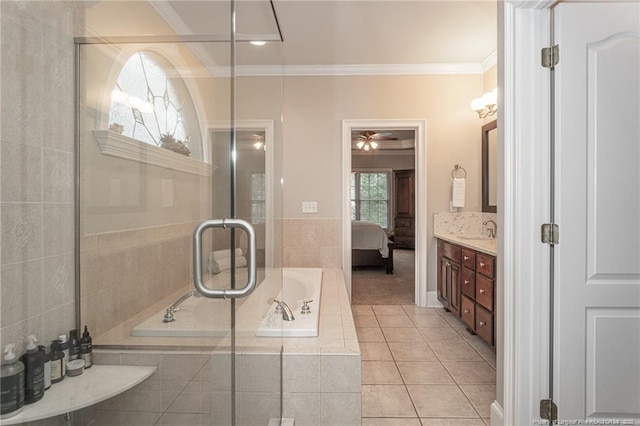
[471,88,498,119]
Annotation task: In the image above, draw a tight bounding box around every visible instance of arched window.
[108,51,202,159]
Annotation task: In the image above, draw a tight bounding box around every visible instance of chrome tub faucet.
[483,219,497,238]
[273,299,295,321]
[163,291,202,323]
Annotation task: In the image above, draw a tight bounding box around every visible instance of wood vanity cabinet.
[438,239,496,346]
[437,240,461,316]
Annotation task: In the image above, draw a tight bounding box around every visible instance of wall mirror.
[482,120,497,213]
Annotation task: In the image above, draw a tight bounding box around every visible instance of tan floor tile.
[372,305,407,316]
[376,315,414,328]
[352,305,374,315]
[382,328,424,343]
[406,384,478,418]
[441,311,467,327]
[420,419,486,426]
[360,342,393,361]
[443,361,496,384]
[396,361,454,384]
[429,341,483,361]
[362,419,422,426]
[355,315,380,328]
[459,384,496,418]
[419,327,465,343]
[409,315,450,328]
[402,305,443,316]
[362,361,403,384]
[388,342,438,362]
[357,327,386,342]
[362,385,417,418]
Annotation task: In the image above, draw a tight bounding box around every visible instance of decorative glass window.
[108,51,202,159]
[351,171,391,228]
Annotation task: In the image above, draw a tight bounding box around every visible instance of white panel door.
[554,3,640,422]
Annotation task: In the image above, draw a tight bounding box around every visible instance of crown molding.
[481,50,498,73]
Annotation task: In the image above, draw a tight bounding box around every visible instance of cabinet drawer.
[461,249,476,269]
[475,305,493,345]
[442,242,461,263]
[476,254,495,278]
[476,274,494,311]
[395,218,414,228]
[461,267,475,298]
[461,296,475,329]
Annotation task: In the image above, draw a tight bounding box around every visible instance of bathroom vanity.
[436,234,497,347]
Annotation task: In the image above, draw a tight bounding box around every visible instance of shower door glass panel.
[77,1,284,424]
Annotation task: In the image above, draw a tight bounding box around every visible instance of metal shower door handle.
[193,218,257,299]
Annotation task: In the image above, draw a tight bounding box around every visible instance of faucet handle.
[301,299,313,315]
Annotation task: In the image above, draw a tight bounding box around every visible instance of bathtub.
[131,268,322,338]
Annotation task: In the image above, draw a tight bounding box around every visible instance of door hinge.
[540,399,558,423]
[542,45,559,68]
[541,223,559,244]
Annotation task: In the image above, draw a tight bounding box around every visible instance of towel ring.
[451,164,467,179]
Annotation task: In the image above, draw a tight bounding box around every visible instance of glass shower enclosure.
[76,1,284,424]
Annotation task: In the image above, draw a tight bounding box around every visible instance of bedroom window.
[251,173,266,224]
[351,171,391,228]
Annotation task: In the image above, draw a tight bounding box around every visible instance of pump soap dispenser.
[21,335,45,404]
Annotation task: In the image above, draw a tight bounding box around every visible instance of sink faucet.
[163,291,202,323]
[483,219,497,238]
[273,299,295,321]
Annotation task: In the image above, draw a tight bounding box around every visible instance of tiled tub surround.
[282,219,341,269]
[88,269,361,426]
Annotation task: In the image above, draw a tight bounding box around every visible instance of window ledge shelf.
[93,130,214,177]
[0,365,156,425]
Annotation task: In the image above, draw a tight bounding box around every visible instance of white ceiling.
[86,1,497,73]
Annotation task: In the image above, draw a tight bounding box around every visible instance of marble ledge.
[434,232,498,256]
[0,365,156,425]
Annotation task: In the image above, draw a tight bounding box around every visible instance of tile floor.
[354,304,496,426]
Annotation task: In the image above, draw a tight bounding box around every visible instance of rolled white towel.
[210,248,243,260]
[452,178,466,208]
[209,255,247,274]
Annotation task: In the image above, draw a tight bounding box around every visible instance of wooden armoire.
[393,169,415,249]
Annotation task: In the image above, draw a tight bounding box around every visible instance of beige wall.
[352,153,415,171]
[280,74,485,292]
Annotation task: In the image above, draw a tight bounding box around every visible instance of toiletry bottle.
[21,335,45,404]
[49,341,65,383]
[1,344,25,419]
[79,325,92,368]
[38,345,51,391]
[58,335,70,370]
[68,329,80,361]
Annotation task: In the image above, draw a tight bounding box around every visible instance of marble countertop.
[434,232,498,256]
[0,365,156,425]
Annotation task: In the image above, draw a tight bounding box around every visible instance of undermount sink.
[459,235,494,241]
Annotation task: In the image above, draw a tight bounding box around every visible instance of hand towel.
[452,178,466,208]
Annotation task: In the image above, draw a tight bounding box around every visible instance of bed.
[351,221,394,274]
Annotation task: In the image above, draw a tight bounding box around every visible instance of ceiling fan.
[352,130,398,151]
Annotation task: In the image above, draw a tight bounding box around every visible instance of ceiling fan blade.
[371,132,392,138]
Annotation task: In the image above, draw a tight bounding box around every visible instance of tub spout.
[163,291,202,323]
[274,299,295,321]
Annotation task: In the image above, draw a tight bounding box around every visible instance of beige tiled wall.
[283,219,341,269]
[80,222,197,337]
[0,1,82,350]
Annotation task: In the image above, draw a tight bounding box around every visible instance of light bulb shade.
[253,141,263,150]
[370,141,378,149]
[471,97,485,112]
[363,144,370,151]
[356,141,365,149]
[482,90,497,107]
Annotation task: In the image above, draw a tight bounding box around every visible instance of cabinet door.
[449,261,461,316]
[438,256,450,307]
[394,169,415,217]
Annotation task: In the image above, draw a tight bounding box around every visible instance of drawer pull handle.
[464,309,470,314]
[464,256,469,260]
[464,280,470,285]
[479,288,485,294]
[479,321,486,326]
[480,262,485,267]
